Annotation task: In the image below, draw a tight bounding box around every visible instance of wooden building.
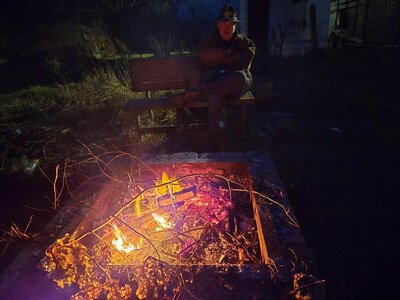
[328,0,400,47]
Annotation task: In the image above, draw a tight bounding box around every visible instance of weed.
[0,86,59,119]
[0,63,141,174]
[58,63,134,113]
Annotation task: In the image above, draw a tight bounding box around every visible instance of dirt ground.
[144,47,400,299]
[247,48,399,299]
[0,47,399,299]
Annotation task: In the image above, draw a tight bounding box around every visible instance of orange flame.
[156,172,183,196]
[152,213,173,231]
[111,223,140,253]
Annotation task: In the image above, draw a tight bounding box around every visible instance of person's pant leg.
[206,93,225,135]
[202,71,250,136]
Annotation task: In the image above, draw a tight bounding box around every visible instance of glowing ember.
[111,223,140,253]
[152,213,173,231]
[103,164,260,267]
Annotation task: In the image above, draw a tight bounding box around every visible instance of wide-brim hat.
[217,4,240,23]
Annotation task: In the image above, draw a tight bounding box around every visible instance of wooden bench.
[122,56,255,137]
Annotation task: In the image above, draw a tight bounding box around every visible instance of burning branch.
[113,215,161,260]
[41,157,291,299]
[69,176,187,244]
[70,172,298,252]
[91,231,133,266]
[181,225,210,264]
[41,236,132,300]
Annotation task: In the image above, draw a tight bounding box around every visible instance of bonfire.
[41,163,266,300]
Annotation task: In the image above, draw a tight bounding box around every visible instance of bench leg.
[133,113,143,141]
[148,110,155,121]
[176,108,184,135]
[173,108,185,151]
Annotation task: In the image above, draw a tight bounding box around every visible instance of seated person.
[173,4,255,151]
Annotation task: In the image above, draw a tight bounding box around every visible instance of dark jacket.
[197,28,256,83]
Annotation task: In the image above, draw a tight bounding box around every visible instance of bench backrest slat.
[131,56,201,92]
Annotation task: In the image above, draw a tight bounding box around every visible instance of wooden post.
[310,4,319,51]
[361,0,370,43]
[239,0,248,36]
[352,0,360,38]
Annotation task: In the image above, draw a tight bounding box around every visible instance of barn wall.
[268,0,331,56]
[328,0,399,45]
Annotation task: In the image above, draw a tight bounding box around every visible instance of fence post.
[310,4,319,52]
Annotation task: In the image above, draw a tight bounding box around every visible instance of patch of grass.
[59,65,134,113]
[0,63,134,116]
[0,86,59,120]
[0,64,142,173]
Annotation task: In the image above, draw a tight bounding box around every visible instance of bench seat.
[123,91,255,111]
[123,56,255,138]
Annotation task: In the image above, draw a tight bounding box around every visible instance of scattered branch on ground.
[0,215,33,256]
